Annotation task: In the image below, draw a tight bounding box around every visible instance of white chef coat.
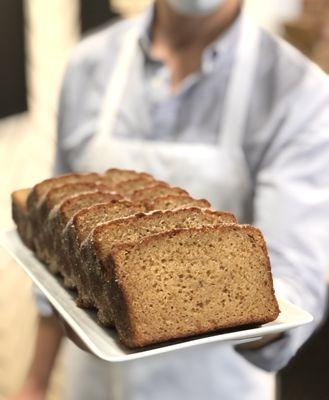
[36,4,329,400]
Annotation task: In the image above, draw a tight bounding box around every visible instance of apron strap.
[98,23,141,139]
[218,15,260,148]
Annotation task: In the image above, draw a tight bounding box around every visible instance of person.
[10,0,329,399]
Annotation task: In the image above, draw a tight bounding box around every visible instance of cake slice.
[108,225,280,348]
[27,173,101,256]
[47,190,122,273]
[34,181,112,263]
[81,208,236,325]
[147,194,211,211]
[113,176,158,198]
[131,183,188,203]
[11,188,33,248]
[102,168,153,187]
[61,200,146,293]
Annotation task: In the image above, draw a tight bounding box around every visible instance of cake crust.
[131,183,188,203]
[147,194,211,211]
[103,169,154,187]
[113,176,158,197]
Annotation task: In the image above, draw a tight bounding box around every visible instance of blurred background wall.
[0,1,328,399]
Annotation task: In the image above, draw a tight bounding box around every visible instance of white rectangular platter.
[1,229,313,363]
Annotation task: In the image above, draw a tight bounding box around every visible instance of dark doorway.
[279,293,329,400]
[80,0,120,34]
[0,0,27,118]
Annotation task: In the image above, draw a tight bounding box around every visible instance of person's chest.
[113,63,231,145]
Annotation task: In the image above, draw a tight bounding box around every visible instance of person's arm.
[9,315,63,400]
[8,34,99,400]
[8,25,116,400]
[238,69,329,371]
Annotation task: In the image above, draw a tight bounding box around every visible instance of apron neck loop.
[98,21,141,140]
[218,15,260,148]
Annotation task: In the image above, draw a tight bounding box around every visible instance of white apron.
[64,14,276,400]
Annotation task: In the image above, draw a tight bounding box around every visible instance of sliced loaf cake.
[11,169,279,350]
[108,225,280,348]
[27,173,101,258]
[34,182,112,263]
[61,200,146,293]
[47,191,122,273]
[81,208,236,325]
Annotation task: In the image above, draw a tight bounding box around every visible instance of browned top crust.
[70,199,146,244]
[56,191,123,224]
[103,169,154,186]
[113,176,159,197]
[131,183,189,203]
[110,224,265,259]
[147,194,211,211]
[89,208,236,263]
[26,173,101,213]
[92,208,236,240]
[42,182,113,211]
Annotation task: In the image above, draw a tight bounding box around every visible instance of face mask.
[166,0,225,16]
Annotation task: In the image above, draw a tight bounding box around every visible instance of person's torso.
[59,9,314,400]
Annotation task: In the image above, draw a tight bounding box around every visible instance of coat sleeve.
[239,67,329,371]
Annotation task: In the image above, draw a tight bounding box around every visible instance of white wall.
[25,0,80,144]
[244,0,302,33]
